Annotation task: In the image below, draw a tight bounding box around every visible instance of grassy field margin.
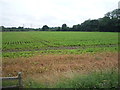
[23,69,119,88]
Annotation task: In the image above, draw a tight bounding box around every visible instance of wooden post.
[18,72,22,88]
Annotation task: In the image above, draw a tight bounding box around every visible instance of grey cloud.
[0,0,119,28]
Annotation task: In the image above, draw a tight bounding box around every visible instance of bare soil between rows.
[2,44,118,52]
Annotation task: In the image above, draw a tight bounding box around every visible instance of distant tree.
[0,26,4,31]
[77,24,81,30]
[1,9,119,32]
[105,12,111,18]
[80,19,99,31]
[11,27,17,29]
[0,26,4,29]
[18,26,23,29]
[72,25,78,30]
[56,27,61,31]
[112,9,120,19]
[98,17,111,32]
[72,24,81,31]
[98,17,119,32]
[98,9,120,32]
[105,9,120,19]
[62,24,68,31]
[42,25,49,31]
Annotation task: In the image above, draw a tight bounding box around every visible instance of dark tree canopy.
[42,25,49,31]
[62,24,68,31]
[105,9,120,19]
[1,9,120,32]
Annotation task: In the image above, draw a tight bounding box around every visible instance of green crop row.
[2,46,118,58]
[2,32,119,52]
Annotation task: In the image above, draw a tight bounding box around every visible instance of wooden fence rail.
[0,72,23,88]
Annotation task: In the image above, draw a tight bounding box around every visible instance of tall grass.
[24,69,119,88]
[54,70,119,88]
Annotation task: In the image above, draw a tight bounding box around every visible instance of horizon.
[0,0,119,28]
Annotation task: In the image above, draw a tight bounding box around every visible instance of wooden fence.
[0,72,23,88]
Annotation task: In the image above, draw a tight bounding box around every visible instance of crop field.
[2,31,119,88]
[2,31,119,57]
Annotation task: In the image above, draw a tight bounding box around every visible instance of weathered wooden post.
[18,72,23,88]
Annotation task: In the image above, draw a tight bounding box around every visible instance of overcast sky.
[0,0,119,28]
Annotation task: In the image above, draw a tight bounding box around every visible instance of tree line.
[1,9,120,32]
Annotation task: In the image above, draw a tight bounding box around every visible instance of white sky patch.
[0,0,119,28]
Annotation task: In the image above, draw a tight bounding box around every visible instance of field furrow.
[2,44,118,52]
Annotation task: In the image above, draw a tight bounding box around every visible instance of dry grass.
[2,52,118,84]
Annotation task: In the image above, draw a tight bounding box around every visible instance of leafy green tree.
[98,9,120,32]
[98,17,111,32]
[81,19,99,31]
[62,24,68,31]
[56,27,61,31]
[0,26,4,31]
[18,26,23,29]
[42,25,49,31]
[105,9,120,19]
[72,24,81,31]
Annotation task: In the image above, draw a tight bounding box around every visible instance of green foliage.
[54,69,119,88]
[22,69,119,88]
[62,24,68,31]
[2,80,18,87]
[42,25,49,31]
[24,78,46,88]
[2,31,119,58]
[80,19,99,31]
[98,17,119,32]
